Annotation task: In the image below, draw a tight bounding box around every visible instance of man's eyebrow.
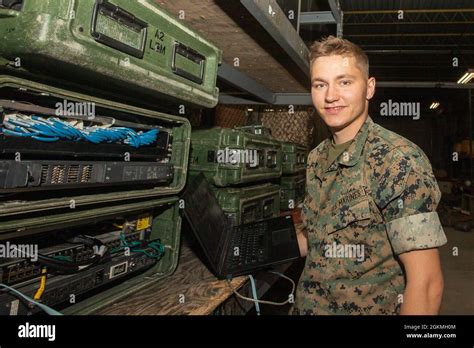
[311,78,327,84]
[336,74,357,79]
[311,74,357,83]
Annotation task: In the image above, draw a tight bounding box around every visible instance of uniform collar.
[313,116,372,179]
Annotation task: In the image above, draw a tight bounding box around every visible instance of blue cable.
[3,129,33,137]
[3,115,159,147]
[248,274,260,316]
[0,283,63,316]
[31,135,61,142]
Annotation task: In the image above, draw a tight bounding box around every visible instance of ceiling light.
[457,70,474,84]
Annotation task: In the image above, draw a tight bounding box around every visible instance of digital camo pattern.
[293,116,447,315]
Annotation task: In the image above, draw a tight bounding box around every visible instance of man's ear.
[366,77,376,100]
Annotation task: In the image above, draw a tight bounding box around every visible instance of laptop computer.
[182,173,301,279]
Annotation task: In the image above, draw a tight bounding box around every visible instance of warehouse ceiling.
[156,0,474,106]
[304,0,474,83]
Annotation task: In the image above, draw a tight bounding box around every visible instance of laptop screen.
[182,173,228,266]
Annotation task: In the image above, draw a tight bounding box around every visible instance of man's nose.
[325,84,339,103]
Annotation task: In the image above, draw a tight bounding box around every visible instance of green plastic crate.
[0,196,181,315]
[189,127,282,187]
[211,183,280,226]
[280,173,305,210]
[0,75,191,217]
[282,142,307,174]
[0,0,222,108]
[236,125,272,137]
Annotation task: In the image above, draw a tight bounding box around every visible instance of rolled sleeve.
[386,212,447,254]
[376,147,448,254]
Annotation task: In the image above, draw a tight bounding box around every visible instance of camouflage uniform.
[293,116,447,315]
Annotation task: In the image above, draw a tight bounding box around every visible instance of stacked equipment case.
[0,0,221,315]
[280,142,307,210]
[189,125,282,226]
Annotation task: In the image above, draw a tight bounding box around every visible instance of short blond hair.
[309,36,369,78]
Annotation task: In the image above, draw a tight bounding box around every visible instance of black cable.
[36,235,111,274]
[37,254,108,275]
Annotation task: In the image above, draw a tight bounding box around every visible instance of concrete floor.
[439,226,474,315]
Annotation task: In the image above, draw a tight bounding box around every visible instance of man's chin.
[322,117,349,131]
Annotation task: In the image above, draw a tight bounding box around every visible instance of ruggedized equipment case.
[0,75,191,217]
[280,173,305,210]
[281,142,307,175]
[0,196,181,315]
[0,0,222,108]
[210,183,280,226]
[189,127,283,187]
[236,125,272,137]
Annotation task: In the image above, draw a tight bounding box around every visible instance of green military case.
[280,173,305,210]
[0,0,222,108]
[189,127,283,187]
[0,196,181,315]
[236,125,272,137]
[0,75,191,217]
[211,183,280,226]
[281,142,307,175]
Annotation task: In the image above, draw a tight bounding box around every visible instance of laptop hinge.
[216,216,233,275]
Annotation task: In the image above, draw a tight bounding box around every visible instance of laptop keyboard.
[228,222,266,268]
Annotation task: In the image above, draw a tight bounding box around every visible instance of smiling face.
[311,54,375,139]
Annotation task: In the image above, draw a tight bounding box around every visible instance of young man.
[293,36,447,315]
